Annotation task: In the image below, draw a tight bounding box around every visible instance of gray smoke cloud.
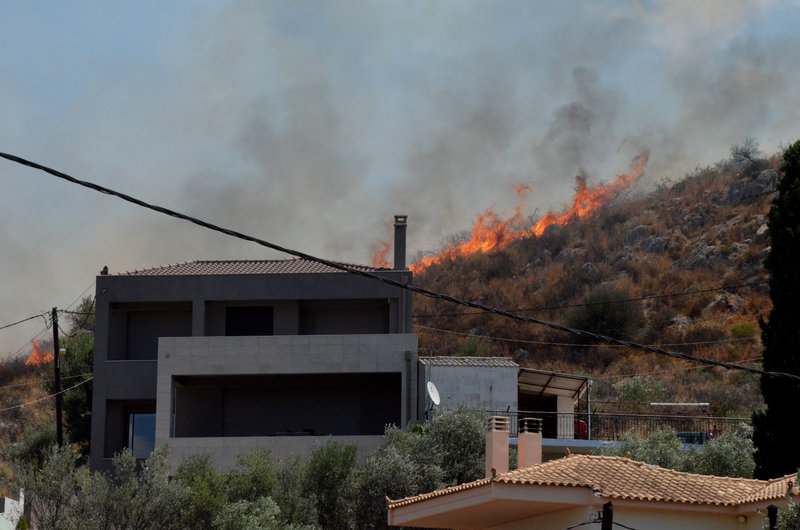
[2,0,800,355]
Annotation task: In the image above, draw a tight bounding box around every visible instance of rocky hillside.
[413,153,781,416]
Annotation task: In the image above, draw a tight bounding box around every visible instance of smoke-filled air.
[2,1,800,355]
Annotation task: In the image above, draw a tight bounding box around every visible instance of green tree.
[272,455,318,528]
[613,375,666,406]
[565,287,643,343]
[40,297,95,456]
[304,441,357,529]
[173,453,228,529]
[424,406,485,486]
[597,424,756,479]
[598,426,685,470]
[12,445,85,530]
[753,140,800,479]
[353,445,418,529]
[1,423,58,470]
[687,423,754,478]
[59,333,94,455]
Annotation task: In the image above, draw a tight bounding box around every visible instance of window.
[127,412,156,459]
[225,306,274,336]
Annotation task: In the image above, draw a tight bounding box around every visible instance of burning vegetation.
[372,150,649,271]
[25,339,53,367]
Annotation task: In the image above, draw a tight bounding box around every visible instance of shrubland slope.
[413,152,780,416]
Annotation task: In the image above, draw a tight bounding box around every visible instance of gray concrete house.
[89,217,418,472]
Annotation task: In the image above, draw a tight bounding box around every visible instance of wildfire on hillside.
[371,150,649,272]
[25,339,53,366]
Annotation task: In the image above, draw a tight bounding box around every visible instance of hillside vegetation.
[413,147,779,416]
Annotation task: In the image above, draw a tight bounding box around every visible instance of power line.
[591,357,763,380]
[414,324,761,348]
[0,376,93,414]
[2,151,796,382]
[7,326,50,361]
[414,281,767,318]
[0,372,94,390]
[0,313,48,332]
[63,280,95,311]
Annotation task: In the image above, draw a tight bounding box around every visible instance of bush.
[731,322,758,339]
[564,287,643,342]
[353,446,418,529]
[2,423,58,470]
[272,455,318,528]
[685,423,755,478]
[613,376,666,405]
[424,406,485,486]
[305,441,357,529]
[597,423,756,479]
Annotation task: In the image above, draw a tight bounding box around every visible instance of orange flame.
[370,240,392,268]
[25,339,54,366]
[410,150,649,273]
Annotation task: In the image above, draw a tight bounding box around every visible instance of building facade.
[89,220,418,471]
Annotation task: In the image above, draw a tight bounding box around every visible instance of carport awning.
[518,368,589,400]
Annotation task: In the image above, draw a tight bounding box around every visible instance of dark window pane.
[225,306,274,336]
[128,413,156,459]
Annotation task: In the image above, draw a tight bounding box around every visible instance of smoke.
[3,0,800,354]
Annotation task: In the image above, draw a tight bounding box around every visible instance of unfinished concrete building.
[89,217,417,471]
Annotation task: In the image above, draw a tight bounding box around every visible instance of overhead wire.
[0,313,48,332]
[2,151,796,382]
[415,280,768,319]
[0,372,94,390]
[63,280,95,311]
[414,323,761,348]
[0,376,93,414]
[591,357,763,380]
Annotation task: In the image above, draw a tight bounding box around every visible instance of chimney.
[518,417,543,469]
[485,416,509,478]
[393,215,407,270]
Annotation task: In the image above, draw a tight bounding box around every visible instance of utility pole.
[52,307,63,447]
[601,502,613,530]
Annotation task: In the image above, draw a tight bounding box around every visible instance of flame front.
[25,339,54,366]
[410,150,649,273]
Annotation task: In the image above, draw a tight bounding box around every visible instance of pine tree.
[752,140,800,479]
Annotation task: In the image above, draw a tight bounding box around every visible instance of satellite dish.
[427,381,441,406]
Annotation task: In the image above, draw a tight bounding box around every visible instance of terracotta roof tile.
[116,259,387,276]
[388,454,798,510]
[418,357,518,368]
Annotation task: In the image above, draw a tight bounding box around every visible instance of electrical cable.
[7,326,50,361]
[63,280,95,311]
[0,372,94,390]
[415,280,767,318]
[414,323,761,348]
[0,376,93,414]
[2,152,797,382]
[591,357,763,380]
[65,298,95,338]
[0,313,48,332]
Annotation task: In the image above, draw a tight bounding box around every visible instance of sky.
[2,0,800,357]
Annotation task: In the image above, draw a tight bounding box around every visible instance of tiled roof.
[388,454,797,509]
[418,356,518,368]
[116,259,387,276]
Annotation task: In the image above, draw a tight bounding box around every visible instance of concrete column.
[191,298,205,336]
[485,416,509,478]
[557,395,575,439]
